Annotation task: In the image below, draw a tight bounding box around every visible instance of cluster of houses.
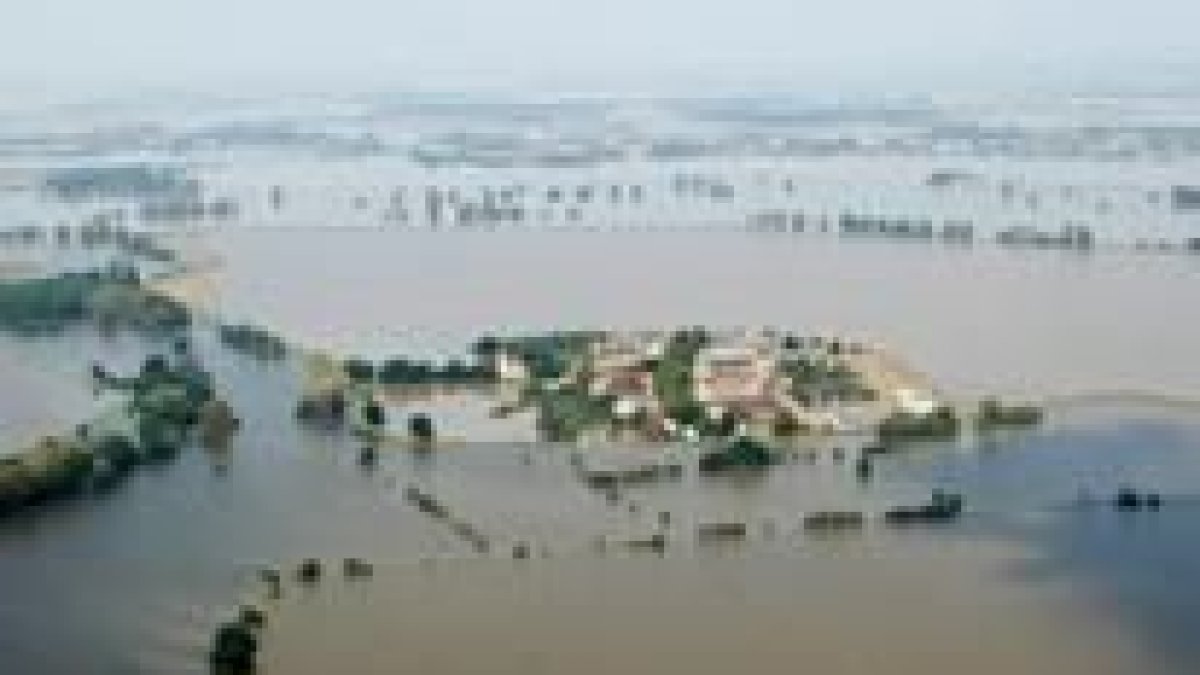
[493,328,942,440]
[585,332,661,420]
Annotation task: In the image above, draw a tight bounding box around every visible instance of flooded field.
[257,538,1164,675]
[2,230,1199,674]
[0,331,147,454]
[180,227,1200,399]
[8,0,1200,671]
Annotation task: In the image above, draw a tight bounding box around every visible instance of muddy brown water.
[1,229,1199,674]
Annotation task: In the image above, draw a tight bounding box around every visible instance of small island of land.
[299,326,1044,455]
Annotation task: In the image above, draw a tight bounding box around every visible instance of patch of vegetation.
[877,406,961,443]
[0,272,190,334]
[771,411,805,437]
[408,413,436,440]
[975,397,1044,430]
[218,323,287,360]
[497,331,601,381]
[533,382,615,442]
[342,358,376,384]
[0,438,95,510]
[43,165,189,201]
[377,357,492,386]
[295,389,347,426]
[2,353,225,517]
[699,436,778,473]
[350,396,388,441]
[884,489,964,524]
[126,354,218,460]
[782,355,872,405]
[0,273,95,330]
[89,280,191,333]
[361,400,387,428]
[652,327,709,425]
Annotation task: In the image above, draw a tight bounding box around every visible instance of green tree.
[343,358,376,383]
[409,413,435,440]
[362,400,386,427]
[380,357,412,384]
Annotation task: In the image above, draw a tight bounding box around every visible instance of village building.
[693,345,778,421]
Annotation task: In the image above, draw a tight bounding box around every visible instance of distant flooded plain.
[2,228,1200,674]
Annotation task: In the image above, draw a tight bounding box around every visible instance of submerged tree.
[408,413,436,441]
[361,399,387,428]
[343,358,376,384]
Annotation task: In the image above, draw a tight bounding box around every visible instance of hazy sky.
[4,0,1200,100]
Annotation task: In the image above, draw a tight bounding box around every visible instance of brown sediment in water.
[187,228,1200,401]
[146,270,220,314]
[143,235,226,313]
[256,539,1161,675]
[0,259,41,280]
[844,344,936,397]
[0,347,99,453]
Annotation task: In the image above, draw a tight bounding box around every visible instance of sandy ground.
[846,345,936,397]
[147,270,222,313]
[144,234,227,313]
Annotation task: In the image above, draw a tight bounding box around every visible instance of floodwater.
[1,229,1199,674]
[189,227,1200,399]
[0,336,93,453]
[0,331,145,454]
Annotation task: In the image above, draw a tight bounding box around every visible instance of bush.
[409,413,436,440]
[699,436,776,473]
[772,412,801,437]
[218,324,286,359]
[0,274,93,328]
[877,406,961,442]
[343,358,376,383]
[362,400,387,427]
[977,397,1044,429]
